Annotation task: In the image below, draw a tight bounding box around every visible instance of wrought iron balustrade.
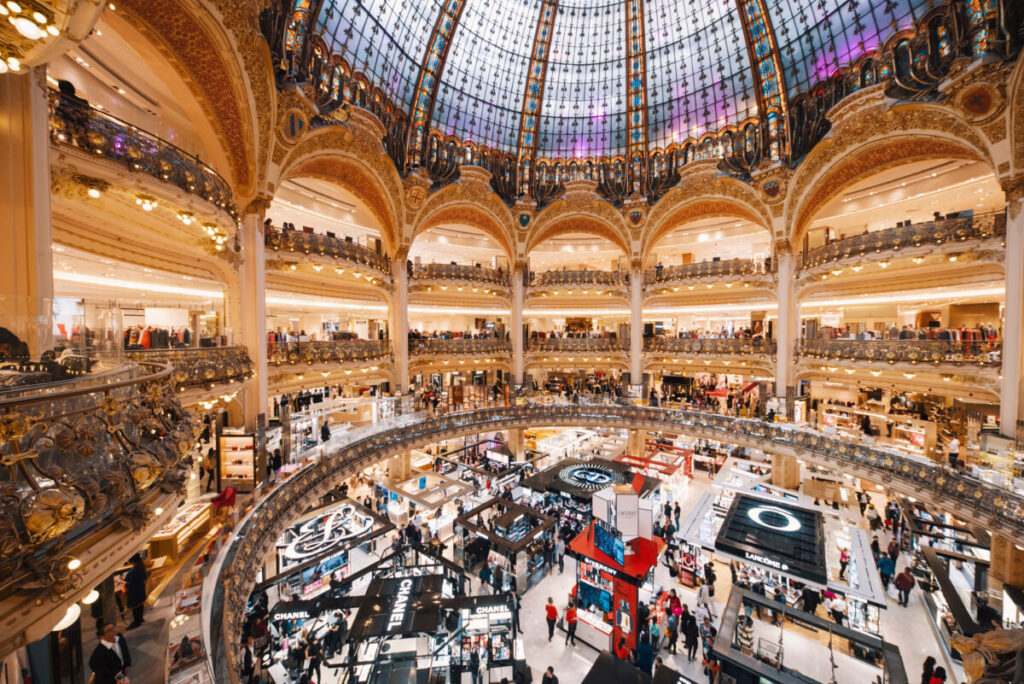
[527,338,627,353]
[264,227,390,274]
[411,263,510,288]
[47,90,236,217]
[644,337,776,355]
[124,346,254,389]
[0,362,198,600]
[798,212,1006,270]
[267,340,391,365]
[409,338,511,356]
[798,339,1001,366]
[529,269,627,289]
[646,258,771,284]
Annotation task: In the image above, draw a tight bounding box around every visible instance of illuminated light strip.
[407,0,467,160]
[624,0,649,185]
[816,174,997,223]
[54,272,224,299]
[270,197,375,234]
[737,0,788,159]
[515,0,559,172]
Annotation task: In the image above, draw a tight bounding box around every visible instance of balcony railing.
[646,258,771,284]
[214,402,1024,680]
[644,337,776,355]
[798,212,1006,270]
[527,337,627,353]
[264,227,391,274]
[268,340,391,365]
[123,346,255,389]
[798,339,1001,366]
[409,338,511,356]
[411,263,510,288]
[48,90,236,217]
[0,362,197,600]
[529,269,628,289]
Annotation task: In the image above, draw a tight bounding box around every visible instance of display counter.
[574,607,614,652]
[150,502,211,559]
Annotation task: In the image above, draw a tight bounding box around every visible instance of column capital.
[773,238,795,257]
[1002,176,1024,220]
[241,194,274,222]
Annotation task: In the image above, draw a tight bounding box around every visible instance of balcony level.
[643,337,776,376]
[267,340,393,389]
[409,263,511,296]
[123,346,254,402]
[264,226,391,282]
[645,258,775,292]
[527,269,629,298]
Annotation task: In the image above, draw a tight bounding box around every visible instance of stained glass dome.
[311,0,934,161]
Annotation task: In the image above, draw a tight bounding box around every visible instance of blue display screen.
[595,525,625,566]
[578,581,611,614]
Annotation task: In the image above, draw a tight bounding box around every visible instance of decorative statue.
[951,629,1024,683]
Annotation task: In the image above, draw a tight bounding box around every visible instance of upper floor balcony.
[798,338,1001,367]
[409,338,511,357]
[410,263,511,294]
[124,346,254,390]
[48,90,236,220]
[797,212,1006,275]
[268,339,392,366]
[528,269,629,297]
[264,226,391,278]
[644,336,776,356]
[527,337,628,354]
[645,258,774,292]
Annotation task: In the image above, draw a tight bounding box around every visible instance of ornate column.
[507,427,524,461]
[774,245,798,419]
[628,428,644,459]
[770,454,800,490]
[630,265,643,385]
[239,199,269,432]
[0,68,54,357]
[1000,182,1024,439]
[391,250,410,393]
[511,263,524,385]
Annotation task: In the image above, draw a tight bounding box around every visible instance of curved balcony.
[645,337,775,356]
[410,263,511,292]
[528,269,628,293]
[527,338,627,353]
[409,338,511,357]
[798,339,1001,367]
[797,212,1006,272]
[211,401,1024,680]
[645,258,773,289]
[0,362,197,629]
[124,346,254,390]
[268,340,392,366]
[264,227,391,276]
[48,90,236,218]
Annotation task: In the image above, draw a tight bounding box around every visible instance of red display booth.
[566,522,666,653]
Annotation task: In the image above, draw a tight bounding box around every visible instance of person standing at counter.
[544,597,558,641]
[564,601,577,646]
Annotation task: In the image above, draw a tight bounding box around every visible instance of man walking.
[895,569,915,606]
[555,536,565,574]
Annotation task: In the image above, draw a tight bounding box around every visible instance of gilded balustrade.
[212,401,1024,681]
[529,269,628,290]
[646,258,771,285]
[411,263,510,288]
[527,338,627,353]
[797,212,1006,270]
[644,337,776,355]
[267,340,392,366]
[0,363,198,600]
[409,338,511,356]
[798,339,1001,366]
[264,227,391,275]
[124,346,254,389]
[48,90,236,217]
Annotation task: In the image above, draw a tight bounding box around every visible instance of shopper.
[306,637,323,683]
[682,606,699,660]
[665,608,679,654]
[877,554,895,589]
[946,434,960,469]
[895,568,915,606]
[829,595,846,625]
[545,597,558,641]
[565,601,578,645]
[88,622,132,684]
[541,666,558,684]
[920,656,936,684]
[870,535,881,561]
[928,666,948,683]
[510,588,522,632]
[479,561,493,595]
[699,616,717,654]
[701,654,720,684]
[696,579,714,618]
[888,538,901,563]
[637,633,654,674]
[202,451,216,493]
[469,647,482,684]
[649,615,661,652]
[125,554,147,629]
[241,635,256,683]
[615,636,630,661]
[555,535,565,574]
[674,501,681,530]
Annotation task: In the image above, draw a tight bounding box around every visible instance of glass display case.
[219,430,256,492]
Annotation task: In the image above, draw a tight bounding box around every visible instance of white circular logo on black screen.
[557,464,623,490]
[746,505,802,532]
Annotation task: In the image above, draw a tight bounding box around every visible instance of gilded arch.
[527,198,631,258]
[786,103,995,247]
[410,185,518,262]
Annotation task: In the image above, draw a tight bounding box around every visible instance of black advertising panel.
[714,494,827,586]
[348,575,444,641]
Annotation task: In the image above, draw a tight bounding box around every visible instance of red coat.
[894,572,915,592]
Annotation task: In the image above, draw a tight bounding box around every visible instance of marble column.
[1000,188,1024,439]
[0,68,54,357]
[239,207,268,432]
[770,453,801,490]
[774,249,799,420]
[630,267,643,385]
[511,264,524,386]
[391,252,409,393]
